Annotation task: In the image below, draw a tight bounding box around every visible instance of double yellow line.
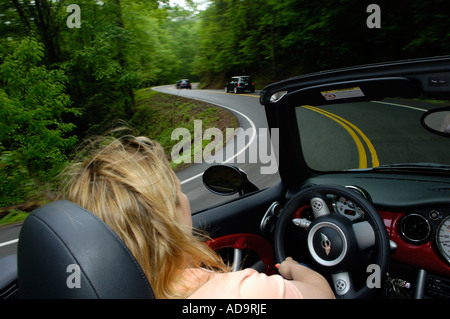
[302,105,379,169]
[213,90,377,169]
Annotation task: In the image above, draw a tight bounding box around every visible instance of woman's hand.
[275,257,335,299]
[275,256,299,280]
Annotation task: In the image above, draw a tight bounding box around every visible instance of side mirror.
[421,107,450,137]
[202,165,259,196]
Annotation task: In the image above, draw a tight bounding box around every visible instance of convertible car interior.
[1,57,450,299]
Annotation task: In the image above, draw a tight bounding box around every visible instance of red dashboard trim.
[294,205,450,276]
[379,211,450,276]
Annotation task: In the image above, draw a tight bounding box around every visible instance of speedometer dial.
[333,196,364,221]
[436,216,450,263]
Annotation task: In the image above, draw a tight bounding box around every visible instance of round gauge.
[436,215,450,263]
[334,196,364,221]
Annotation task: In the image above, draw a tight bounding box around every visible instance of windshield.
[296,98,450,171]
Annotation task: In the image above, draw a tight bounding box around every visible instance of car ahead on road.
[1,57,450,300]
[225,75,255,94]
[176,79,191,89]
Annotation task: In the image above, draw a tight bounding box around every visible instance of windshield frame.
[260,57,450,184]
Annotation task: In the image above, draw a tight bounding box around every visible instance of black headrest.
[17,200,155,299]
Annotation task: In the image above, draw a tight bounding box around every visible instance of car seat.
[17,200,155,299]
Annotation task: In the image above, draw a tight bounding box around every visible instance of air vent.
[399,213,431,244]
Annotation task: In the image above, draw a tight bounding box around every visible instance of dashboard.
[295,185,450,273]
[297,173,450,297]
[292,192,450,275]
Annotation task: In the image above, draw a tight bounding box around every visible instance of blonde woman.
[59,133,334,299]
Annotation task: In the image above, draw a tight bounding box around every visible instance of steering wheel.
[274,185,390,299]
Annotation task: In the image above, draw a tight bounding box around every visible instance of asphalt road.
[0,84,281,258]
[298,99,450,171]
[0,225,20,258]
[153,84,281,213]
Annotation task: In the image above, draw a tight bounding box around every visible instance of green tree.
[404,0,450,57]
[9,0,68,66]
[194,0,450,85]
[0,1,206,210]
[0,37,78,207]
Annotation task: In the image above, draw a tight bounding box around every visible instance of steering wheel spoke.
[231,248,243,272]
[331,271,356,298]
[352,220,376,251]
[310,194,332,218]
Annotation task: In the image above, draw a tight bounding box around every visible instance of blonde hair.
[59,133,228,298]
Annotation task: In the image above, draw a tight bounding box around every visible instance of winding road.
[1,84,448,258]
[0,84,280,258]
[153,84,281,213]
[297,99,450,172]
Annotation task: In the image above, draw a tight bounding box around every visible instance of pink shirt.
[184,268,304,299]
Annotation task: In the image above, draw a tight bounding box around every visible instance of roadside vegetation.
[0,1,235,226]
[130,88,238,171]
[195,0,450,88]
[0,85,238,226]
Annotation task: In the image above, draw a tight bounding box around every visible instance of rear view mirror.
[202,165,258,196]
[421,107,450,137]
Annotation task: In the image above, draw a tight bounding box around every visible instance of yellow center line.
[303,105,367,168]
[184,90,379,168]
[303,105,379,168]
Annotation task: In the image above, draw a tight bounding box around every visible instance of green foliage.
[195,0,450,85]
[0,0,203,216]
[130,89,238,169]
[0,37,78,207]
[0,209,29,226]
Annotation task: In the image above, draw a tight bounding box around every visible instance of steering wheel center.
[308,221,347,267]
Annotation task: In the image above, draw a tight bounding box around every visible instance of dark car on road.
[225,76,255,94]
[176,79,191,89]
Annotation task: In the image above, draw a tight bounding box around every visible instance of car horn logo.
[320,233,331,256]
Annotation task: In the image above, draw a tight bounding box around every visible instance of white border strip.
[371,100,427,112]
[163,91,257,185]
[0,238,18,248]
